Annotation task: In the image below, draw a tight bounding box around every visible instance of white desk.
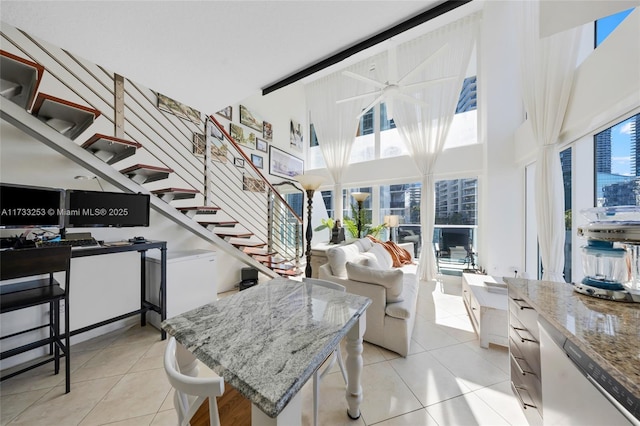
[162,278,371,425]
[462,273,508,348]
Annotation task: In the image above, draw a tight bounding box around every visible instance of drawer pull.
[511,326,538,343]
[510,353,536,376]
[511,298,534,310]
[511,382,537,410]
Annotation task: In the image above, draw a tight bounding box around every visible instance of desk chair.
[164,337,225,426]
[0,246,72,393]
[303,277,348,426]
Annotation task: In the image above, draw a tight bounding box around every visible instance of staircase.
[0,46,302,278]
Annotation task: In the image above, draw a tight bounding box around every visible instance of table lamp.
[384,215,400,242]
[295,173,325,277]
[351,192,370,238]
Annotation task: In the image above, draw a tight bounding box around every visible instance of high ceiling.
[0,1,482,114]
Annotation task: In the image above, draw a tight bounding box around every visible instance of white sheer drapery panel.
[393,12,481,281]
[305,58,379,221]
[520,1,582,283]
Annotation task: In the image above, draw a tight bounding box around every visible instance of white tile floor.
[1,278,529,425]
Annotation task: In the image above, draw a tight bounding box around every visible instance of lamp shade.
[351,192,370,203]
[295,173,325,191]
[384,215,400,227]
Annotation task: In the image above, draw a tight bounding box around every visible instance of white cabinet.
[462,273,508,348]
[146,249,217,328]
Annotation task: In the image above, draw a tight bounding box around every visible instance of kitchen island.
[505,277,640,424]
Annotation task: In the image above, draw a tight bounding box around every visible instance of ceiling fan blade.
[357,95,384,119]
[398,43,450,85]
[336,90,381,104]
[400,76,458,91]
[342,70,386,89]
[388,45,398,84]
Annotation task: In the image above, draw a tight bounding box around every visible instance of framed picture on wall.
[234,157,245,168]
[263,121,273,141]
[251,154,263,169]
[240,105,263,132]
[216,106,232,121]
[192,132,205,156]
[256,138,268,153]
[269,146,303,179]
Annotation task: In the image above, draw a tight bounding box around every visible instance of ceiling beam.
[261,0,473,95]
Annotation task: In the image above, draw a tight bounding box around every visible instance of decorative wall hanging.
[192,132,205,156]
[157,93,201,124]
[269,145,303,179]
[229,123,257,150]
[256,138,268,153]
[263,121,273,141]
[243,175,265,193]
[240,105,263,132]
[290,119,303,151]
[207,119,228,163]
[234,157,245,168]
[209,121,224,141]
[251,154,263,169]
[216,106,232,121]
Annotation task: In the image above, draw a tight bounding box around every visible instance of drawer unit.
[508,291,542,424]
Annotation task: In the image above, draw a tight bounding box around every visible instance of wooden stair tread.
[216,230,252,238]
[120,164,173,183]
[0,50,44,110]
[82,133,142,164]
[198,220,238,227]
[230,240,265,248]
[242,247,273,255]
[151,187,199,201]
[263,262,295,270]
[179,206,221,213]
[273,269,300,277]
[31,93,101,140]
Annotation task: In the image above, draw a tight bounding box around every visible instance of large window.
[561,147,572,282]
[594,114,640,207]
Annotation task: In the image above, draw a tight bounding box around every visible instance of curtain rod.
[261,0,473,96]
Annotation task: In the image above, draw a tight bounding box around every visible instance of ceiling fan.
[337,43,456,119]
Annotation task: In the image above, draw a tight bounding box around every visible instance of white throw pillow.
[345,261,404,303]
[358,238,374,251]
[327,244,362,278]
[368,243,393,270]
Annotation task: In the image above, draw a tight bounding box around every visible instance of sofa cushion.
[357,237,374,252]
[327,244,362,278]
[368,243,393,270]
[385,275,418,319]
[345,261,404,302]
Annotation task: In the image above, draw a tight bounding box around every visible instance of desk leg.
[140,250,147,328]
[160,246,167,340]
[345,311,366,420]
[251,392,301,426]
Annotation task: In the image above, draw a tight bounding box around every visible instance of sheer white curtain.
[305,59,376,221]
[520,1,582,283]
[393,13,480,281]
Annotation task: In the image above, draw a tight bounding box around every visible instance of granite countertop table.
[504,277,640,402]
[161,277,371,418]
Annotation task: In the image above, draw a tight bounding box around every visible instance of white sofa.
[318,238,419,356]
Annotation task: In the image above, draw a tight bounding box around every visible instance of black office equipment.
[239,267,258,291]
[0,246,72,393]
[65,190,150,228]
[0,183,65,228]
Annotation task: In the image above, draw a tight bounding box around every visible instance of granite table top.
[504,277,640,401]
[161,277,371,418]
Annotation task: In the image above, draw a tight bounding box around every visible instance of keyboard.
[37,238,101,249]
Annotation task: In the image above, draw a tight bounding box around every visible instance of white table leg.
[251,392,302,425]
[345,312,366,419]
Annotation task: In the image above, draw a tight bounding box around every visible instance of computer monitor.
[65,190,150,228]
[0,183,65,228]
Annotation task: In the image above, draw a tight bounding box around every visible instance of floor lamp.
[384,215,400,242]
[296,174,325,278]
[351,192,370,239]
